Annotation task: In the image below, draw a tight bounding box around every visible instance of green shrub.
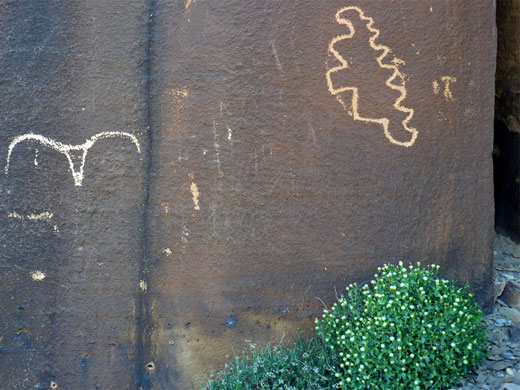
[202,337,339,390]
[315,262,488,390]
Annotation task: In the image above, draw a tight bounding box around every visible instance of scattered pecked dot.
[31,271,46,281]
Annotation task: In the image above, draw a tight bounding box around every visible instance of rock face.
[494,0,520,243]
[496,0,520,134]
[0,1,496,389]
[501,281,520,311]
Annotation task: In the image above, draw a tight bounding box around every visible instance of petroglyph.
[31,271,46,281]
[162,248,172,256]
[190,182,200,210]
[181,225,189,244]
[5,132,141,186]
[170,87,189,99]
[433,80,440,95]
[441,76,456,100]
[326,6,418,147]
[185,0,196,11]
[8,211,53,221]
[433,77,456,100]
[185,0,197,21]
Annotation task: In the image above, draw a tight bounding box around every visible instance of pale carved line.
[5,131,141,186]
[326,6,418,147]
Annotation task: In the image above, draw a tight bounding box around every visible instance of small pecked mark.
[31,271,46,281]
[190,181,200,210]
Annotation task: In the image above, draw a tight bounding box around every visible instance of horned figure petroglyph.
[5,132,141,186]
[326,6,418,147]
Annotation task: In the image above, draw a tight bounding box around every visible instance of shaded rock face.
[496,0,520,134]
[494,0,520,243]
[0,1,495,389]
[494,120,520,242]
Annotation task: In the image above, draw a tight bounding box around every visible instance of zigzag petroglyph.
[5,132,141,186]
[326,6,418,147]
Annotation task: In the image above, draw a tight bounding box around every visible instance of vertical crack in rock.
[135,1,157,389]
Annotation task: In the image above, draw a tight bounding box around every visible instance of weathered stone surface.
[0,1,148,389]
[144,1,496,388]
[0,1,496,389]
[496,0,520,134]
[501,281,520,310]
[500,308,520,324]
[510,325,520,342]
[494,120,520,243]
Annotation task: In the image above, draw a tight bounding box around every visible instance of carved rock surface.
[0,1,496,389]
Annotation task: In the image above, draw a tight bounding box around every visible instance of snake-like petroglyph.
[326,6,418,147]
[5,132,141,186]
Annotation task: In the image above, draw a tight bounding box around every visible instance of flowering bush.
[315,262,488,389]
[203,338,338,389]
